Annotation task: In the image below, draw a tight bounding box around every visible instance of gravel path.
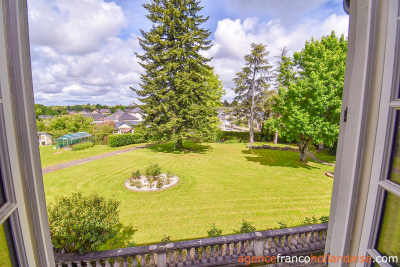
[42,144,154,174]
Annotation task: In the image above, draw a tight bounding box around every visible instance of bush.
[145,163,162,178]
[108,133,143,147]
[207,224,222,237]
[219,131,262,143]
[72,141,94,151]
[131,170,141,179]
[234,220,256,234]
[47,192,134,253]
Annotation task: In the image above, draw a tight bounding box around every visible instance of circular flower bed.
[125,173,179,192]
[125,163,179,192]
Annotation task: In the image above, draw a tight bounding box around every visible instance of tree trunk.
[249,67,257,144]
[298,139,309,162]
[273,130,279,144]
[175,138,184,150]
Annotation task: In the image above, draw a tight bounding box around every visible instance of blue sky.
[28,0,349,106]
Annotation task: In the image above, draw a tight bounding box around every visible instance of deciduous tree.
[268,32,347,161]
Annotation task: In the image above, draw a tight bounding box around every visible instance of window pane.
[388,112,400,185]
[0,223,13,267]
[375,192,400,263]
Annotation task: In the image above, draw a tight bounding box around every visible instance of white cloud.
[28,0,349,105]
[28,0,126,54]
[209,14,349,101]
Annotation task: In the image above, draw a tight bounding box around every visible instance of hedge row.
[108,133,143,147]
[220,131,262,142]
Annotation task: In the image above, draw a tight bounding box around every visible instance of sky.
[28,0,349,106]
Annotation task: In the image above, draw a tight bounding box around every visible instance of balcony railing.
[54,223,327,266]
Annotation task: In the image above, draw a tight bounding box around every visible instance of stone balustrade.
[54,223,327,267]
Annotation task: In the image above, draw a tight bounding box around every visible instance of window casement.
[0,0,55,266]
[358,0,400,264]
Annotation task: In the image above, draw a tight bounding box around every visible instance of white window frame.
[358,0,400,265]
[0,0,55,266]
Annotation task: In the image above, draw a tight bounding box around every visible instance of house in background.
[106,111,139,122]
[127,107,144,121]
[37,132,52,146]
[83,113,105,124]
[37,115,54,120]
[99,108,111,115]
[114,121,140,134]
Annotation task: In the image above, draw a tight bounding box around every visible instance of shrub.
[47,192,133,253]
[302,216,319,226]
[130,180,143,188]
[108,133,143,147]
[72,141,94,151]
[319,215,329,224]
[131,170,141,179]
[234,220,256,234]
[223,139,239,144]
[145,163,162,178]
[220,131,262,143]
[207,224,222,237]
[160,235,171,244]
[277,221,287,229]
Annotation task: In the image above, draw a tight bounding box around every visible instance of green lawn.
[39,143,146,167]
[0,224,12,266]
[42,142,334,245]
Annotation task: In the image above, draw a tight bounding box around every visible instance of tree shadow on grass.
[241,149,318,170]
[146,141,212,154]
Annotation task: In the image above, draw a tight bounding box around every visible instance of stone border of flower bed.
[246,145,299,151]
[124,174,179,192]
[325,171,335,178]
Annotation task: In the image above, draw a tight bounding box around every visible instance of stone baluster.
[309,231,316,248]
[232,242,238,258]
[209,245,216,263]
[276,236,283,253]
[283,235,289,251]
[224,243,231,260]
[139,254,146,267]
[95,260,102,267]
[217,245,224,262]
[84,260,91,267]
[200,247,208,264]
[303,232,310,248]
[246,241,254,256]
[296,233,304,249]
[270,237,277,254]
[176,250,183,267]
[130,255,138,267]
[239,241,245,256]
[321,230,327,242]
[104,259,111,267]
[149,253,155,266]
[185,249,192,264]
[315,231,322,244]
[289,234,297,250]
[67,263,73,267]
[194,248,200,264]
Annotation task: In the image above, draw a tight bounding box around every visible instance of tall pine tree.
[231,43,273,143]
[134,0,223,149]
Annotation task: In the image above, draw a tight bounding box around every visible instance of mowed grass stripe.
[42,142,334,245]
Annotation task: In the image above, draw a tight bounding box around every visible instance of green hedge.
[220,131,262,142]
[108,133,143,147]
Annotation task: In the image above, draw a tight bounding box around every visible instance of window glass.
[388,111,400,185]
[0,223,13,267]
[375,192,400,261]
